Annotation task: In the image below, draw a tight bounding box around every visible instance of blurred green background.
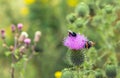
[0,0,79,78]
[0,0,120,78]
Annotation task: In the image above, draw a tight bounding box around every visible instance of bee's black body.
[68,31,77,37]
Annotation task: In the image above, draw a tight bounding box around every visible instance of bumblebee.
[84,41,95,49]
[68,30,77,37]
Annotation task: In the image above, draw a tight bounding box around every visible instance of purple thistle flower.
[24,38,31,45]
[11,24,16,33]
[17,23,23,30]
[1,29,5,34]
[0,29,5,39]
[63,30,87,50]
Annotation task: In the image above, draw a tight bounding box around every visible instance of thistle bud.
[104,5,113,14]
[74,18,84,28]
[18,32,28,42]
[17,23,23,31]
[92,15,102,26]
[95,69,103,78]
[34,31,41,42]
[70,50,85,66]
[98,1,105,9]
[66,13,77,23]
[105,64,117,78]
[61,69,73,78]
[24,38,31,45]
[0,29,5,39]
[11,24,16,33]
[75,2,89,17]
[88,2,96,17]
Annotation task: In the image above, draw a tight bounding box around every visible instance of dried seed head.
[18,32,28,42]
[34,31,41,42]
[9,45,14,51]
[19,46,26,54]
[2,43,7,48]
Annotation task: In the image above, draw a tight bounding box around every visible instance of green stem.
[11,36,17,78]
[11,63,14,78]
[76,66,80,78]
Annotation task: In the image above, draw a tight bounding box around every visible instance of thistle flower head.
[11,24,16,33]
[1,29,5,34]
[24,38,31,45]
[63,30,87,50]
[17,23,23,30]
[0,29,5,39]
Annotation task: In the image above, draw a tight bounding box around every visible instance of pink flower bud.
[24,38,31,45]
[11,24,16,33]
[0,29,5,39]
[34,31,41,42]
[17,23,23,30]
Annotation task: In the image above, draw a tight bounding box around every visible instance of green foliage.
[0,0,120,78]
[95,69,103,78]
[5,51,12,56]
[61,69,74,78]
[61,0,120,78]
